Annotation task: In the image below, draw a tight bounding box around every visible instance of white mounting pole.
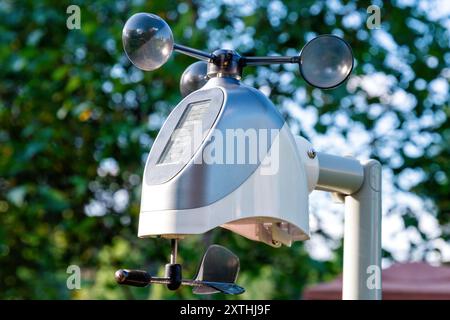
[342,160,382,300]
[315,154,382,300]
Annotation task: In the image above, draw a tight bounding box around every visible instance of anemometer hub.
[117,12,381,299]
[207,49,243,79]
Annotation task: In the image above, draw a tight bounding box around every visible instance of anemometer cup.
[299,34,354,89]
[122,13,174,71]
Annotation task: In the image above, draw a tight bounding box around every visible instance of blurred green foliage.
[0,0,448,299]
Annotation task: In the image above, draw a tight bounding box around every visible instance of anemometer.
[115,12,382,300]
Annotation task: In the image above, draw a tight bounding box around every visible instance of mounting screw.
[307,148,316,159]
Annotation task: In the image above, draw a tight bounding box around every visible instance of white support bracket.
[342,160,382,300]
[315,153,382,300]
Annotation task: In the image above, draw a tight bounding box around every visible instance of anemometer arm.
[315,153,382,300]
[173,43,301,66]
[173,43,215,61]
[242,55,299,66]
[173,43,301,69]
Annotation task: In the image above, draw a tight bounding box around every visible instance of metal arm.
[173,44,300,69]
[315,152,364,195]
[242,55,299,66]
[173,43,215,61]
[172,45,300,66]
[315,153,382,300]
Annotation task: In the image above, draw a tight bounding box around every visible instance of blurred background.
[0,0,449,299]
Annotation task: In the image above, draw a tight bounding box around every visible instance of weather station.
[114,12,382,300]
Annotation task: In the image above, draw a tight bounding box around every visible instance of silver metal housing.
[142,77,284,210]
